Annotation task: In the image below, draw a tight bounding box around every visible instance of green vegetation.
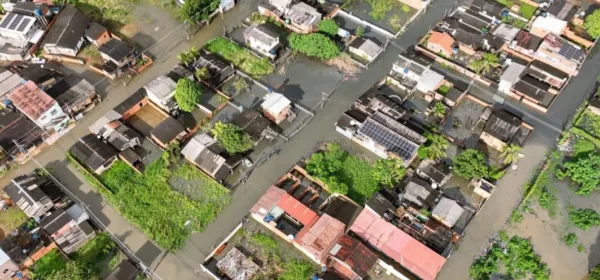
[578,244,585,252]
[46,262,99,280]
[97,145,230,250]
[432,102,447,119]
[177,46,199,66]
[470,53,499,75]
[80,45,102,63]
[251,232,279,256]
[355,26,365,37]
[561,153,600,196]
[175,78,202,112]
[0,207,27,234]
[318,19,339,36]
[501,144,521,165]
[195,66,211,81]
[179,0,219,23]
[510,208,524,224]
[470,236,550,280]
[562,232,578,247]
[437,85,451,95]
[402,4,411,13]
[305,143,404,203]
[70,0,137,30]
[569,208,600,230]
[205,37,274,78]
[31,249,67,279]
[453,149,490,179]
[279,259,315,280]
[503,16,528,29]
[577,111,600,139]
[424,134,449,160]
[498,230,509,242]
[288,33,340,60]
[538,187,557,217]
[585,10,600,38]
[519,4,537,19]
[211,122,254,154]
[573,138,595,155]
[591,264,600,280]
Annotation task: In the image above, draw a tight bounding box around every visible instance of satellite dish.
[431,183,439,189]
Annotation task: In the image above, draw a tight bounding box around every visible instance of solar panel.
[358,118,418,162]
[7,14,23,30]
[558,41,584,61]
[0,13,16,28]
[16,18,31,32]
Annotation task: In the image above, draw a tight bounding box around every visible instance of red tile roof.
[276,194,318,226]
[329,235,378,279]
[9,81,56,121]
[297,214,345,261]
[250,186,287,216]
[428,31,455,55]
[349,208,446,280]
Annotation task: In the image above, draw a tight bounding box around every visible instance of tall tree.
[211,122,254,154]
[372,158,406,187]
[175,78,202,112]
[180,0,220,24]
[318,19,339,36]
[585,10,600,38]
[427,134,449,160]
[288,33,340,60]
[500,144,521,165]
[470,53,499,75]
[453,149,489,179]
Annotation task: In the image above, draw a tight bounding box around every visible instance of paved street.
[1,0,599,279]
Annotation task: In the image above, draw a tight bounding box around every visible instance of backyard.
[204,37,274,79]
[0,207,28,239]
[332,0,418,33]
[440,95,488,146]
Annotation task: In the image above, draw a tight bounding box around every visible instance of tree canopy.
[500,144,521,165]
[179,0,220,23]
[47,262,99,280]
[318,19,339,36]
[470,53,499,75]
[562,153,600,196]
[585,10,600,38]
[569,208,600,230]
[426,134,449,160]
[453,149,489,179]
[372,158,406,187]
[175,78,202,112]
[288,33,340,60]
[211,122,254,154]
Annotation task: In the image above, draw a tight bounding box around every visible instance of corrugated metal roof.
[277,193,318,226]
[350,208,446,280]
[250,185,287,216]
[9,81,56,120]
[298,214,345,261]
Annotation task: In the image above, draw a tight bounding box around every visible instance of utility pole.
[320,91,330,109]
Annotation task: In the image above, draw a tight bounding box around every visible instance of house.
[113,90,148,120]
[416,159,452,186]
[11,2,49,17]
[166,64,194,83]
[365,191,397,217]
[8,81,69,132]
[355,116,420,164]
[0,109,45,160]
[355,89,408,120]
[426,31,455,58]
[0,225,55,270]
[85,21,110,47]
[0,68,23,102]
[498,61,527,93]
[546,0,578,21]
[534,33,584,76]
[98,38,135,68]
[144,75,178,113]
[491,23,520,42]
[95,121,141,152]
[216,248,260,280]
[15,62,63,85]
[44,75,99,117]
[191,52,234,86]
[261,92,292,124]
[511,75,557,109]
[432,197,465,228]
[0,12,45,61]
[0,248,19,280]
[181,133,242,182]
[285,2,321,33]
[348,38,382,63]
[232,109,277,142]
[349,207,447,280]
[470,178,496,199]
[105,260,140,280]
[390,48,435,91]
[296,214,345,264]
[530,16,567,38]
[39,205,96,254]
[149,117,186,149]
[42,5,90,57]
[526,60,568,89]
[461,0,506,22]
[88,109,122,135]
[244,24,281,60]
[5,173,53,219]
[511,31,543,58]
[416,69,444,93]
[70,134,118,174]
[479,110,523,150]
[402,177,440,208]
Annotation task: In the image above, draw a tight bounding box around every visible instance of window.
[50,109,59,116]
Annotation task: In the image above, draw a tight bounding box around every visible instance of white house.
[144,75,177,113]
[0,12,45,61]
[42,5,89,57]
[8,81,69,132]
[349,38,382,63]
[499,62,526,93]
[244,25,280,60]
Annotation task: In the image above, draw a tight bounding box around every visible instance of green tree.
[195,66,212,81]
[563,154,600,195]
[585,10,600,38]
[305,143,346,178]
[175,78,202,112]
[318,19,339,36]
[453,149,489,179]
[179,0,219,23]
[31,249,67,280]
[469,245,504,280]
[47,262,99,280]
[325,176,349,195]
[432,102,446,118]
[569,208,600,230]
[590,264,600,280]
[562,232,578,247]
[288,33,340,60]
[355,26,365,38]
[500,144,521,165]
[573,138,595,155]
[372,158,406,187]
[177,51,194,66]
[426,134,449,160]
[470,53,499,75]
[280,259,314,280]
[211,122,254,154]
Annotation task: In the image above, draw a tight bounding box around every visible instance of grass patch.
[205,37,274,79]
[503,16,528,28]
[576,111,600,139]
[519,3,536,19]
[569,208,600,230]
[80,45,102,63]
[0,207,28,235]
[31,249,67,279]
[72,0,139,30]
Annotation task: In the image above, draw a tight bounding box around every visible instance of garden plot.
[330,0,418,33]
[575,110,600,139]
[440,95,489,147]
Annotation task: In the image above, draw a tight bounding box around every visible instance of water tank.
[34,8,42,17]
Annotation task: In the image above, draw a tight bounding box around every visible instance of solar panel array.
[0,13,32,32]
[17,19,31,32]
[358,118,418,162]
[0,13,16,28]
[558,41,584,61]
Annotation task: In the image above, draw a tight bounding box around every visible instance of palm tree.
[432,102,446,119]
[189,46,199,60]
[195,67,211,81]
[470,53,499,75]
[501,144,521,165]
[177,51,193,66]
[427,134,449,160]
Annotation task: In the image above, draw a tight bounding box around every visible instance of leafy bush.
[179,0,219,23]
[417,146,428,159]
[578,244,586,252]
[569,208,600,230]
[175,78,202,112]
[591,265,600,280]
[280,259,314,280]
[437,85,451,95]
[205,37,274,78]
[563,153,600,195]
[46,262,99,280]
[469,244,504,280]
[585,10,600,38]
[211,122,254,154]
[504,236,550,280]
[539,188,557,217]
[574,138,595,155]
[72,233,116,265]
[510,209,523,224]
[31,249,67,280]
[453,149,489,179]
[498,230,509,242]
[355,26,365,37]
[288,33,340,60]
[562,232,578,247]
[318,19,339,36]
[372,158,406,188]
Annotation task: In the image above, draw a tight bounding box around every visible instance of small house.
[5,173,54,219]
[0,12,45,61]
[498,62,526,93]
[0,248,18,280]
[511,75,557,110]
[526,60,568,89]
[0,110,45,161]
[85,21,110,47]
[244,25,281,60]
[191,52,234,86]
[232,109,277,142]
[44,75,99,118]
[534,34,584,76]
[261,92,292,124]
[8,81,69,131]
[216,248,260,280]
[149,116,186,149]
[402,177,440,208]
[426,31,455,58]
[530,16,567,38]
[39,205,96,254]
[95,121,141,152]
[355,89,407,120]
[284,2,321,33]
[349,38,382,63]
[42,5,90,57]
[181,133,241,182]
[432,197,465,228]
[144,75,177,113]
[0,69,24,102]
[70,134,118,174]
[296,214,345,264]
[479,110,523,150]
[98,38,135,68]
[512,31,543,58]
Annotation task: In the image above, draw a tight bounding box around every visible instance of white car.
[31,57,46,64]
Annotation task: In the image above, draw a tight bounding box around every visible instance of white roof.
[0,13,37,35]
[89,110,122,134]
[66,203,89,224]
[261,92,291,114]
[492,23,520,42]
[358,39,381,58]
[0,248,9,265]
[144,75,176,100]
[532,16,567,35]
[181,133,226,177]
[0,72,22,98]
[416,69,444,92]
[432,197,464,227]
[500,62,526,84]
